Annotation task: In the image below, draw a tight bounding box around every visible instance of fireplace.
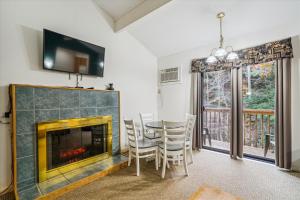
[47,124,108,170]
[37,116,112,182]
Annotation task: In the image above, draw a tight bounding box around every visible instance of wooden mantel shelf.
[10,84,119,92]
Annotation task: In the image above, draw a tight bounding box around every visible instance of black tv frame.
[42,29,105,77]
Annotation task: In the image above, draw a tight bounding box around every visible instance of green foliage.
[203,63,275,110]
[243,64,275,110]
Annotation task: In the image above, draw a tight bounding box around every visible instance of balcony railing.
[203,107,275,158]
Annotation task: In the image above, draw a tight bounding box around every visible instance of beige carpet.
[58,150,300,200]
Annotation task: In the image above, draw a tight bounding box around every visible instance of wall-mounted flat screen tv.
[43,29,105,77]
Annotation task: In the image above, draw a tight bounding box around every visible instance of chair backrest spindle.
[162,121,186,147]
[124,120,138,149]
[185,114,196,142]
[139,113,154,134]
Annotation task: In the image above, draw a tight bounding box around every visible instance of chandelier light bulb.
[206,55,217,63]
[215,48,227,58]
[227,52,239,60]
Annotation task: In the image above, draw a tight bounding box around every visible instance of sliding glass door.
[201,63,276,162]
[202,70,231,152]
[241,62,276,161]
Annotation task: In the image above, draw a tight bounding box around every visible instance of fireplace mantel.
[11,84,121,200]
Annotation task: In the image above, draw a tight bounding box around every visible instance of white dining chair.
[139,113,161,140]
[124,120,158,176]
[185,114,197,164]
[159,121,188,179]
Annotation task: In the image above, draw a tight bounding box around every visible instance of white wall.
[291,36,300,171]
[158,34,300,171]
[0,0,158,190]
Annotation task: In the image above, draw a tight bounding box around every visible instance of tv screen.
[43,29,105,77]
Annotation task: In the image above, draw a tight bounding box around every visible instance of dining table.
[145,121,185,129]
[144,121,185,140]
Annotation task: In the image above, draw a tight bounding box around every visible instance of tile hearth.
[19,155,128,200]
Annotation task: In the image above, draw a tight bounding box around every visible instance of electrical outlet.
[4,112,10,118]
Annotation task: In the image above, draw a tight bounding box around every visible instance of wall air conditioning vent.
[160,67,181,84]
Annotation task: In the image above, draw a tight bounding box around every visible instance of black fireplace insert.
[46,124,108,170]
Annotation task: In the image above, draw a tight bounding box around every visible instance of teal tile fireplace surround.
[12,84,121,200]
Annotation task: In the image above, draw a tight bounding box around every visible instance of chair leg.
[162,153,167,178]
[183,149,189,176]
[189,148,193,164]
[128,150,132,166]
[264,134,270,157]
[158,153,161,168]
[155,149,158,170]
[136,155,140,176]
[167,160,170,169]
[207,131,212,146]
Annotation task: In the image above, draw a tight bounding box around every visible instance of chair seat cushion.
[130,139,157,149]
[159,143,184,151]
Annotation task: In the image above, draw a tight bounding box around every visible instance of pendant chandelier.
[206,12,238,64]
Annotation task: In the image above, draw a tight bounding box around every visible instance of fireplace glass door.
[46,124,108,170]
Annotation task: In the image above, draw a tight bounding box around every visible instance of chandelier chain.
[219,16,223,48]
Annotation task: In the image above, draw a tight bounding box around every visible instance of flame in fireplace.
[59,147,87,159]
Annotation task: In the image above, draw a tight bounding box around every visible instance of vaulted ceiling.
[95,0,146,21]
[96,0,300,57]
